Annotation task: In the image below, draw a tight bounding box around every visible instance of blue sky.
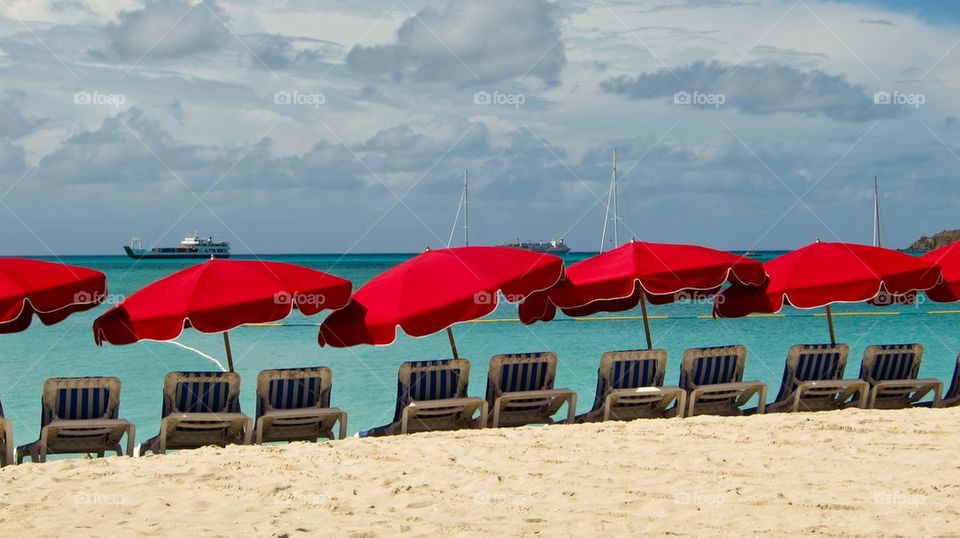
[0,0,957,255]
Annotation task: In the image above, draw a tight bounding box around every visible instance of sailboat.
[873,176,882,248]
[599,149,621,252]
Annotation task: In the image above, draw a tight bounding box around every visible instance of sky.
[0,0,957,255]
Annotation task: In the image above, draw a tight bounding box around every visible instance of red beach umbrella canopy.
[319,246,564,348]
[519,241,766,324]
[0,258,106,333]
[714,241,941,319]
[923,244,960,303]
[94,259,352,346]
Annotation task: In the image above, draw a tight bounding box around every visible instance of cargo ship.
[501,239,571,254]
[124,232,230,259]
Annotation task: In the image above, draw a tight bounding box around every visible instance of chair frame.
[859,344,943,409]
[487,352,577,428]
[583,349,686,422]
[767,344,869,413]
[680,345,767,416]
[254,367,347,443]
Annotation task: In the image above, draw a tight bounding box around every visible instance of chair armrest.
[869,379,943,408]
[256,408,347,442]
[164,412,251,423]
[401,397,488,434]
[493,389,577,427]
[794,380,869,411]
[0,417,13,466]
[604,387,686,420]
[689,381,767,415]
[45,418,133,429]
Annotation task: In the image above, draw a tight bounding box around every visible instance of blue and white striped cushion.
[865,345,918,381]
[497,359,549,393]
[392,360,462,422]
[681,351,740,390]
[591,358,659,411]
[55,387,110,420]
[774,345,841,402]
[268,377,321,410]
[175,381,230,413]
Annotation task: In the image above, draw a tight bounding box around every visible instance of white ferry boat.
[123,232,231,259]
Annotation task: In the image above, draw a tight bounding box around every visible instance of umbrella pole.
[639,293,653,350]
[825,305,837,345]
[446,327,460,359]
[223,332,236,372]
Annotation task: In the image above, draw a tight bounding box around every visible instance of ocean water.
[2,252,959,448]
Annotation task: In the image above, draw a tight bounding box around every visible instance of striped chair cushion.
[497,360,550,393]
[945,358,960,401]
[865,346,918,381]
[393,360,462,422]
[55,387,111,421]
[681,352,740,390]
[267,377,321,410]
[592,359,660,411]
[175,381,231,413]
[774,347,842,402]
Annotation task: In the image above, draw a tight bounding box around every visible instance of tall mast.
[612,148,620,248]
[873,176,882,247]
[464,170,469,246]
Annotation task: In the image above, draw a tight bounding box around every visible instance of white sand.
[2,408,959,536]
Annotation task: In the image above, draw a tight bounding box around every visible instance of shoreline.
[2,408,958,536]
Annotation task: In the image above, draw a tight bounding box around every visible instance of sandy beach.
[2,408,959,536]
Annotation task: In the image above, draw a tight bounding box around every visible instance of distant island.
[909,229,960,252]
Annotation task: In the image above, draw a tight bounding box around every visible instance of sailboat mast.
[464,170,469,247]
[612,148,620,248]
[873,176,881,247]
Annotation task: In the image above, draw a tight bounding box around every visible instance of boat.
[501,239,571,254]
[124,231,231,259]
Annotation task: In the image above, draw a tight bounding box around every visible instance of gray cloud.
[600,61,899,121]
[0,92,43,139]
[102,0,229,61]
[859,18,895,26]
[246,34,340,70]
[346,0,566,86]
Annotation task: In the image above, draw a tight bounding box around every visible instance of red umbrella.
[94,259,352,371]
[318,246,564,356]
[0,258,106,333]
[714,241,942,344]
[923,244,960,302]
[519,241,766,349]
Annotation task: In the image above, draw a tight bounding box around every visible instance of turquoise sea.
[2,252,958,446]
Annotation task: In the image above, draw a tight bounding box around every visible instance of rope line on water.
[242,309,960,328]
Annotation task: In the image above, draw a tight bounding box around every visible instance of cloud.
[600,61,899,121]
[0,92,43,139]
[346,0,566,86]
[246,34,340,70]
[102,0,229,61]
[946,116,958,129]
[859,18,895,27]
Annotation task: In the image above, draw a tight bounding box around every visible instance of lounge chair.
[0,398,12,466]
[254,367,347,443]
[679,345,767,416]
[364,359,487,436]
[938,353,960,408]
[138,371,252,455]
[578,349,686,422]
[486,352,577,428]
[16,377,135,463]
[858,344,942,409]
[767,344,869,412]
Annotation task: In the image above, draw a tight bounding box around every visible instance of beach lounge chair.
[578,349,686,422]
[138,371,252,455]
[679,345,767,416]
[254,367,347,443]
[486,352,577,428]
[364,359,487,436]
[858,344,942,409]
[16,377,135,463]
[938,353,960,408]
[0,398,12,466]
[767,344,869,412]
